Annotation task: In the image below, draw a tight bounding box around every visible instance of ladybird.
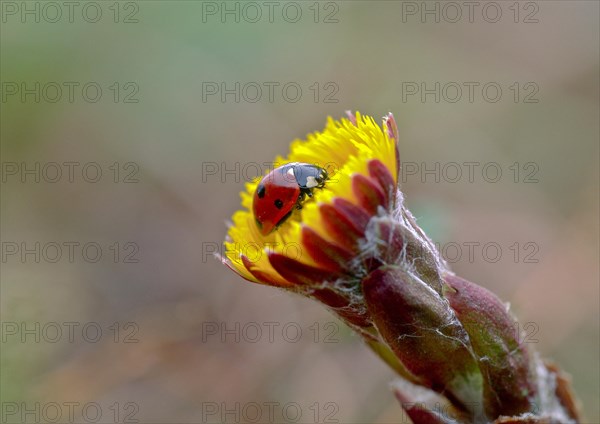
[253,162,328,235]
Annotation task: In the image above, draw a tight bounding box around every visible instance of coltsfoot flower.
[222,111,399,330]
[221,112,582,424]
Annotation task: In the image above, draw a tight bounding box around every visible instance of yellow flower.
[222,112,399,305]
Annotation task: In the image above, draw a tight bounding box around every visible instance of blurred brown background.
[1,1,598,423]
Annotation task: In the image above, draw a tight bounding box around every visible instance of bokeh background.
[1,1,598,423]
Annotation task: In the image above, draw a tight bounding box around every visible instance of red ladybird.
[253,162,328,235]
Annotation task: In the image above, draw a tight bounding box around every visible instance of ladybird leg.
[300,187,313,198]
[296,191,306,209]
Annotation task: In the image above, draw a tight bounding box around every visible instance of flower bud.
[362,266,483,412]
[443,273,536,418]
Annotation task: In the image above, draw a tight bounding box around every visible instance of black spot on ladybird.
[274,199,284,209]
[256,183,266,199]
